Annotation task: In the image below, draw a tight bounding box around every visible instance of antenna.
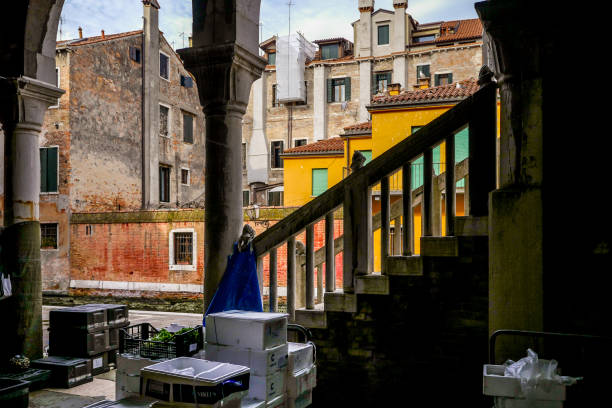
[179,32,186,48]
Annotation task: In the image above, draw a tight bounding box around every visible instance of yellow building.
[282,78,494,271]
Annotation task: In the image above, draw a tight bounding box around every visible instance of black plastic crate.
[0,379,29,408]
[91,351,111,376]
[120,323,203,359]
[30,356,92,388]
[49,328,117,357]
[49,305,108,332]
[87,304,129,327]
[0,368,51,391]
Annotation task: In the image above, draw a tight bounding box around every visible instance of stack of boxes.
[205,311,289,408]
[286,342,316,408]
[33,304,129,386]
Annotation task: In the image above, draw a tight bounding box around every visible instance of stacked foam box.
[286,342,316,408]
[205,311,289,408]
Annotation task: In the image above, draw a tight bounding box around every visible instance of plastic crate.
[91,351,112,376]
[87,304,129,327]
[30,356,93,388]
[0,368,51,391]
[0,379,29,408]
[49,305,108,332]
[49,327,118,357]
[120,323,203,360]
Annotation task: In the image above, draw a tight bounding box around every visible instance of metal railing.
[253,79,497,321]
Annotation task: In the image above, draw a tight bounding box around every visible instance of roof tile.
[58,30,142,47]
[435,18,482,43]
[371,78,479,106]
[343,121,372,132]
[283,137,344,155]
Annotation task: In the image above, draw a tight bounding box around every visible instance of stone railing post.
[179,0,265,311]
[1,76,64,361]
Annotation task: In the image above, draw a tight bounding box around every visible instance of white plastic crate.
[287,343,314,375]
[286,365,316,398]
[248,370,285,402]
[116,354,164,400]
[206,311,288,350]
[205,343,288,377]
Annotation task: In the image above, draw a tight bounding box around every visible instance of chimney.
[357,0,374,58]
[388,83,401,96]
[392,1,408,53]
[101,30,105,39]
[78,27,83,39]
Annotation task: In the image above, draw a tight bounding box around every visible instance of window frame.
[180,168,190,186]
[159,51,170,81]
[320,44,339,60]
[268,191,283,206]
[243,190,250,207]
[159,165,171,203]
[377,24,390,46]
[416,64,431,79]
[129,46,142,63]
[270,140,284,170]
[271,84,280,107]
[294,138,308,148]
[373,71,392,94]
[434,72,453,86]
[41,222,59,251]
[267,52,276,65]
[182,111,194,144]
[312,168,328,197]
[40,145,59,194]
[169,228,197,271]
[159,103,171,138]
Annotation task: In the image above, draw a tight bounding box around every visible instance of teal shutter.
[360,150,372,165]
[385,72,392,85]
[433,145,441,175]
[40,148,48,192]
[455,127,469,188]
[412,157,424,189]
[327,79,333,103]
[448,73,453,84]
[312,169,328,196]
[345,77,351,101]
[434,74,440,86]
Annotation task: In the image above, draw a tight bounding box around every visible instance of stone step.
[294,304,327,329]
[355,274,390,295]
[324,290,357,313]
[420,236,459,257]
[385,255,423,276]
[456,216,488,236]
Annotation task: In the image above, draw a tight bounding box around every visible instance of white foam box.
[248,370,285,402]
[206,342,288,377]
[206,311,288,350]
[287,342,314,374]
[483,364,566,402]
[287,389,313,408]
[115,353,166,400]
[286,365,316,398]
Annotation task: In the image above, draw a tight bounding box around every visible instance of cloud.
[59,0,478,49]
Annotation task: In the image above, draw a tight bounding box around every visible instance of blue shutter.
[312,169,328,196]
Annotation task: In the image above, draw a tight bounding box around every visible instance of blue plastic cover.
[204,243,263,325]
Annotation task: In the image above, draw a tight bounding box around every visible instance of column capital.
[179,43,266,116]
[14,76,65,128]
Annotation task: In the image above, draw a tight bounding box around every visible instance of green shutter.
[345,77,351,101]
[433,145,441,175]
[434,74,440,86]
[412,157,424,189]
[455,127,469,188]
[385,72,392,84]
[327,79,333,103]
[448,73,453,84]
[183,114,193,143]
[40,148,48,192]
[378,25,389,45]
[312,169,328,196]
[360,150,372,165]
[372,73,378,95]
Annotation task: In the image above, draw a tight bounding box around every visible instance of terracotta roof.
[435,19,482,43]
[313,37,352,45]
[282,137,344,155]
[370,79,478,107]
[57,30,142,47]
[309,54,354,64]
[343,121,372,134]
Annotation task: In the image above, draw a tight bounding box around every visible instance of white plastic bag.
[1,273,11,300]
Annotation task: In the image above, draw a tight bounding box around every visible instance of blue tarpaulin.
[204,243,263,325]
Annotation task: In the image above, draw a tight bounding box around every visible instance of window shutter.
[345,77,351,101]
[372,73,378,95]
[183,114,193,143]
[279,141,284,168]
[326,79,333,103]
[40,148,48,192]
[312,169,328,196]
[385,72,392,84]
[434,74,440,86]
[47,147,58,192]
[448,73,453,84]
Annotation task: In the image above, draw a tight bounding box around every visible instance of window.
[41,223,58,250]
[40,146,59,193]
[270,141,284,169]
[159,166,171,203]
[129,46,141,63]
[180,75,193,88]
[159,52,169,80]
[321,44,339,60]
[159,105,169,137]
[416,64,430,79]
[183,112,194,143]
[414,35,436,43]
[359,150,373,165]
[327,77,351,103]
[312,169,328,196]
[373,71,392,94]
[242,143,247,170]
[268,191,283,206]
[272,84,280,107]
[294,139,307,147]
[181,168,190,186]
[86,225,93,236]
[169,229,197,270]
[434,73,453,86]
[243,190,250,207]
[378,25,390,45]
[267,52,276,65]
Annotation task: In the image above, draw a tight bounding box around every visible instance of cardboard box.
[287,343,314,374]
[116,353,165,400]
[248,370,285,402]
[286,365,316,398]
[206,311,288,350]
[205,343,288,377]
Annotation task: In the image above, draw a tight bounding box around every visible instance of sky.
[59,0,479,50]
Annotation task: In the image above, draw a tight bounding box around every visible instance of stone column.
[391,1,408,89]
[1,76,64,361]
[313,64,327,141]
[179,0,265,311]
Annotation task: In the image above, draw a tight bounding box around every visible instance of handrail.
[253,81,496,257]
